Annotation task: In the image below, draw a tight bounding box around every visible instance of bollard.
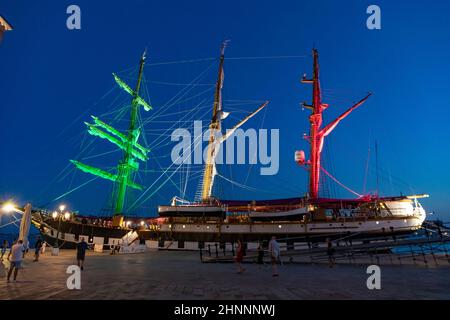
[215,243,218,258]
[208,244,211,257]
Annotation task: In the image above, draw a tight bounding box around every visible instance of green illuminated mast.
[71,50,152,218]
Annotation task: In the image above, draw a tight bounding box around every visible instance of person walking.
[1,240,8,261]
[7,240,24,283]
[33,236,43,262]
[268,236,280,277]
[257,242,264,265]
[76,237,88,270]
[326,238,335,268]
[235,239,246,274]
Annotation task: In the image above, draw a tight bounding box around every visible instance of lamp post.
[52,204,70,255]
[1,202,32,249]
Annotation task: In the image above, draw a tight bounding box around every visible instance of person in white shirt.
[268,236,280,277]
[7,240,24,282]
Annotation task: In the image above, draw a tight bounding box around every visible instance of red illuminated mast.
[298,49,371,199]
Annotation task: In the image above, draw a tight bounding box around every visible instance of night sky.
[1,0,449,221]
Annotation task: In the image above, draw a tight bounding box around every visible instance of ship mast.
[114,50,147,214]
[300,49,371,199]
[71,50,152,225]
[200,42,269,203]
[201,42,227,202]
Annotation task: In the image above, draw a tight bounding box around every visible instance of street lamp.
[2,203,16,213]
[64,212,71,220]
[1,202,24,214]
[53,204,68,252]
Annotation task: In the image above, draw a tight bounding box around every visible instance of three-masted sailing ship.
[31,46,428,250]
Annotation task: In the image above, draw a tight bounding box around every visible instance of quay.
[1,249,449,300]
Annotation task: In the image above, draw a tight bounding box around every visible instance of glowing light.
[64,212,71,220]
[2,203,15,213]
[182,225,186,228]
[376,221,379,224]
[126,221,132,227]
[59,204,66,212]
[52,211,58,219]
[278,225,282,228]
[140,221,145,226]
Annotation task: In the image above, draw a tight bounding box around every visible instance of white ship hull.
[155,198,427,243]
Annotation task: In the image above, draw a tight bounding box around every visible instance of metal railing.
[199,228,450,267]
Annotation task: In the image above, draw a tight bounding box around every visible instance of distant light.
[52,211,58,219]
[2,203,15,213]
[376,221,379,225]
[278,225,282,228]
[59,204,66,212]
[140,221,145,226]
[126,221,132,227]
[64,212,71,220]
[182,225,186,228]
[206,226,210,229]
[404,219,407,223]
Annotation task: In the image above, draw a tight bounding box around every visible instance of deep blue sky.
[1,0,449,220]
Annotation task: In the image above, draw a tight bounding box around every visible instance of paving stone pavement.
[0,250,449,300]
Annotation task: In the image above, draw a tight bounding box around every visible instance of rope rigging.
[35,52,323,214]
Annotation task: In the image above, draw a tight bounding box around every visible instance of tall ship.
[154,47,428,246]
[29,45,428,250]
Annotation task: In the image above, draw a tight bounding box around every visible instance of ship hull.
[32,196,426,250]
[150,215,424,242]
[31,214,130,249]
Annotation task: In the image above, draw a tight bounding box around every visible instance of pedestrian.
[1,240,8,261]
[268,236,280,277]
[33,236,43,262]
[7,239,24,283]
[41,241,47,254]
[326,238,335,268]
[76,237,88,270]
[257,242,264,265]
[235,239,246,274]
[22,241,29,259]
